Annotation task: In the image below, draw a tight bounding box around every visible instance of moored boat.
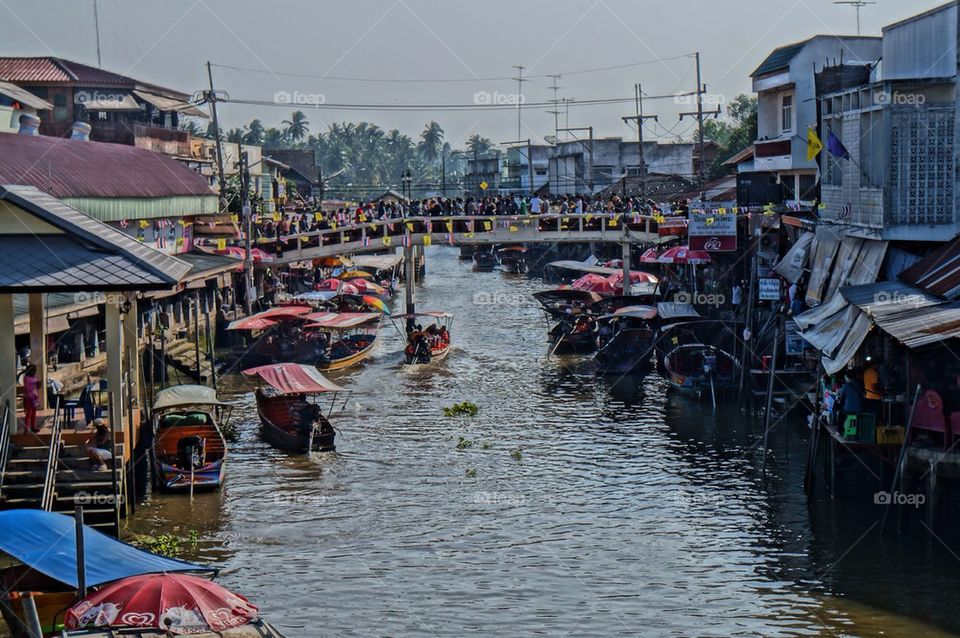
[548,315,598,354]
[151,385,228,493]
[472,250,497,271]
[398,312,453,364]
[533,288,603,319]
[497,246,528,274]
[243,363,345,453]
[594,305,658,374]
[662,344,739,400]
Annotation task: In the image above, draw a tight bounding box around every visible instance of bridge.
[238,213,668,265]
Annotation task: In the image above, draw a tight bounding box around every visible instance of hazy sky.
[0,0,937,147]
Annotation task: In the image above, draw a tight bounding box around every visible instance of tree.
[263,127,286,148]
[418,121,444,164]
[282,111,310,143]
[179,119,202,136]
[706,94,757,179]
[466,134,493,158]
[225,127,245,144]
[243,119,265,145]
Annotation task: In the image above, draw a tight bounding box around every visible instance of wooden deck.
[11,407,139,459]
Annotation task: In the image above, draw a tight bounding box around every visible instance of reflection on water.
[126,247,960,637]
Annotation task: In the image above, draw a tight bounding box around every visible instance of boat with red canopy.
[397,312,453,365]
[302,311,382,370]
[243,363,345,453]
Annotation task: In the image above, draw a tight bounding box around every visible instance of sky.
[0,0,941,148]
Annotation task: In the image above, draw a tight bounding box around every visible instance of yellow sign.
[483,221,492,231]
[216,238,226,251]
[230,214,239,223]
[423,235,432,246]
[479,181,488,190]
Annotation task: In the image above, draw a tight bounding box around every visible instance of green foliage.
[444,402,479,417]
[132,529,199,558]
[219,419,238,442]
[510,449,523,463]
[465,468,477,478]
[704,94,758,180]
[481,441,492,450]
[456,436,473,450]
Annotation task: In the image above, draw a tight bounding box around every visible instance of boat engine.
[178,436,206,469]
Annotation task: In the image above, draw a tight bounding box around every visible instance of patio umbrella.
[337,270,374,279]
[347,279,387,295]
[314,255,352,268]
[640,248,661,263]
[658,245,712,265]
[606,271,659,289]
[571,273,617,295]
[65,573,258,635]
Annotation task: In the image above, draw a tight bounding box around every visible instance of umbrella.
[348,279,387,295]
[337,270,374,279]
[314,278,346,292]
[314,255,352,268]
[65,573,258,635]
[658,245,712,265]
[640,248,661,263]
[606,271,659,288]
[363,295,390,314]
[571,273,617,295]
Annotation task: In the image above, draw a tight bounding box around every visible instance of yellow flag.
[509,225,519,232]
[465,232,475,238]
[272,212,281,222]
[423,235,432,246]
[138,220,149,229]
[706,217,715,225]
[806,127,823,161]
[445,222,453,233]
[483,221,492,231]
[406,222,414,232]
[314,213,323,222]
[230,214,239,224]
[216,238,226,251]
[585,214,593,223]
[383,236,392,246]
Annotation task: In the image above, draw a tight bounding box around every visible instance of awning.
[533,289,604,305]
[840,281,941,319]
[598,305,658,321]
[242,363,345,394]
[14,315,70,336]
[393,311,453,319]
[0,509,212,588]
[822,311,873,375]
[547,260,619,276]
[227,306,313,331]
[794,292,848,331]
[153,384,226,410]
[133,89,209,118]
[773,231,813,283]
[655,302,701,321]
[302,312,380,329]
[350,254,403,271]
[805,231,840,306]
[799,304,860,357]
[899,236,960,300]
[0,80,53,110]
[75,90,141,111]
[871,302,960,349]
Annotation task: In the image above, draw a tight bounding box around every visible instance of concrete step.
[11,446,51,459]
[2,469,46,482]
[59,456,125,472]
[57,468,117,482]
[6,457,48,468]
[0,496,43,507]
[2,482,44,492]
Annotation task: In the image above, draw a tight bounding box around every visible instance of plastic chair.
[843,414,858,439]
[856,413,876,443]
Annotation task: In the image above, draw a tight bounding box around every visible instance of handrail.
[40,396,62,511]
[0,400,11,501]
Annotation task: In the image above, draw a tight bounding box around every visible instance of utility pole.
[546,74,563,141]
[239,149,254,316]
[206,61,228,213]
[679,52,721,202]
[622,83,658,199]
[512,65,526,140]
[93,0,102,67]
[441,155,446,197]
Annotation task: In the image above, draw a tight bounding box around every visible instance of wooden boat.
[497,246,528,274]
[594,306,658,374]
[459,245,477,260]
[472,250,497,271]
[533,289,603,320]
[548,316,597,354]
[151,385,228,493]
[243,363,345,453]
[398,312,453,365]
[303,312,382,371]
[663,344,739,399]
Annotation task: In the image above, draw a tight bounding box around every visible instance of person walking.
[21,363,40,433]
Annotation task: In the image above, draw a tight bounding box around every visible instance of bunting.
[423,235,432,246]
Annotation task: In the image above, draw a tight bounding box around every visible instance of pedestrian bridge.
[246,213,667,265]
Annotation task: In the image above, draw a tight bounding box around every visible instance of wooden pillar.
[105,297,124,432]
[621,223,631,296]
[122,293,139,409]
[0,295,16,420]
[28,293,47,410]
[403,244,415,332]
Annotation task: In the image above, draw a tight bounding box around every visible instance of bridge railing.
[234,213,662,262]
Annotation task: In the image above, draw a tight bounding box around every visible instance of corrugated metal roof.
[751,41,808,77]
[899,236,960,299]
[0,185,190,290]
[0,57,133,85]
[0,80,53,110]
[840,281,942,318]
[0,134,215,199]
[872,302,960,349]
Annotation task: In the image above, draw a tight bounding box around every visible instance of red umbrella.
[216,246,273,262]
[658,245,712,265]
[640,248,661,263]
[606,271,659,290]
[314,278,360,295]
[571,273,617,295]
[65,573,258,635]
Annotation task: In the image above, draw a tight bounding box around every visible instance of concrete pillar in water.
[404,243,415,332]
[105,297,124,432]
[28,293,47,409]
[621,223,631,296]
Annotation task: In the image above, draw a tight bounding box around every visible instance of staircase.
[51,442,125,534]
[0,441,49,509]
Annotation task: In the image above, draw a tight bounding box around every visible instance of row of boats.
[151,267,454,494]
[534,286,740,400]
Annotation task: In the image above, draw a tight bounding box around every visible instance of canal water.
[128,246,960,637]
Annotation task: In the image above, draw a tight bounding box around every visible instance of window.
[781,94,793,133]
[859,112,884,187]
[53,93,68,121]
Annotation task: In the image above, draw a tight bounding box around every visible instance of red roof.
[0,57,134,86]
[0,134,215,199]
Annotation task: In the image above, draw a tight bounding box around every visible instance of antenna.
[545,74,563,142]
[93,0,102,67]
[833,0,876,36]
[511,65,527,140]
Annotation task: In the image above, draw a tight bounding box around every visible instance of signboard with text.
[657,216,688,237]
[688,212,737,251]
[759,278,781,301]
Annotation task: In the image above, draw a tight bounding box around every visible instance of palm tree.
[466,134,493,158]
[179,119,202,136]
[418,121,444,164]
[225,127,245,144]
[282,111,310,143]
[243,119,265,145]
[263,127,286,148]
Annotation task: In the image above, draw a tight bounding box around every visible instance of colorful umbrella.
[348,279,387,295]
[658,245,712,265]
[313,255,352,268]
[640,248,661,263]
[337,270,374,280]
[606,271,659,289]
[65,573,258,635]
[571,273,617,295]
[363,295,390,314]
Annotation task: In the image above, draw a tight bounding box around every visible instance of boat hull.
[404,343,450,365]
[317,335,377,371]
[255,391,336,453]
[152,412,227,493]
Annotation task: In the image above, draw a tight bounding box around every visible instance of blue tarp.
[0,510,214,588]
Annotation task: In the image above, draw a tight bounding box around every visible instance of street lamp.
[401,169,413,202]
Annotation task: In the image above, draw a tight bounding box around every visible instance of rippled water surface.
[128,247,960,637]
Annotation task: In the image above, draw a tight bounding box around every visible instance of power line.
[208,53,694,84]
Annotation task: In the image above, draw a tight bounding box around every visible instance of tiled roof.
[0,134,215,199]
[0,57,134,85]
[751,41,808,77]
[0,185,190,291]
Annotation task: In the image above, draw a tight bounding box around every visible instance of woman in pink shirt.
[21,364,40,433]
